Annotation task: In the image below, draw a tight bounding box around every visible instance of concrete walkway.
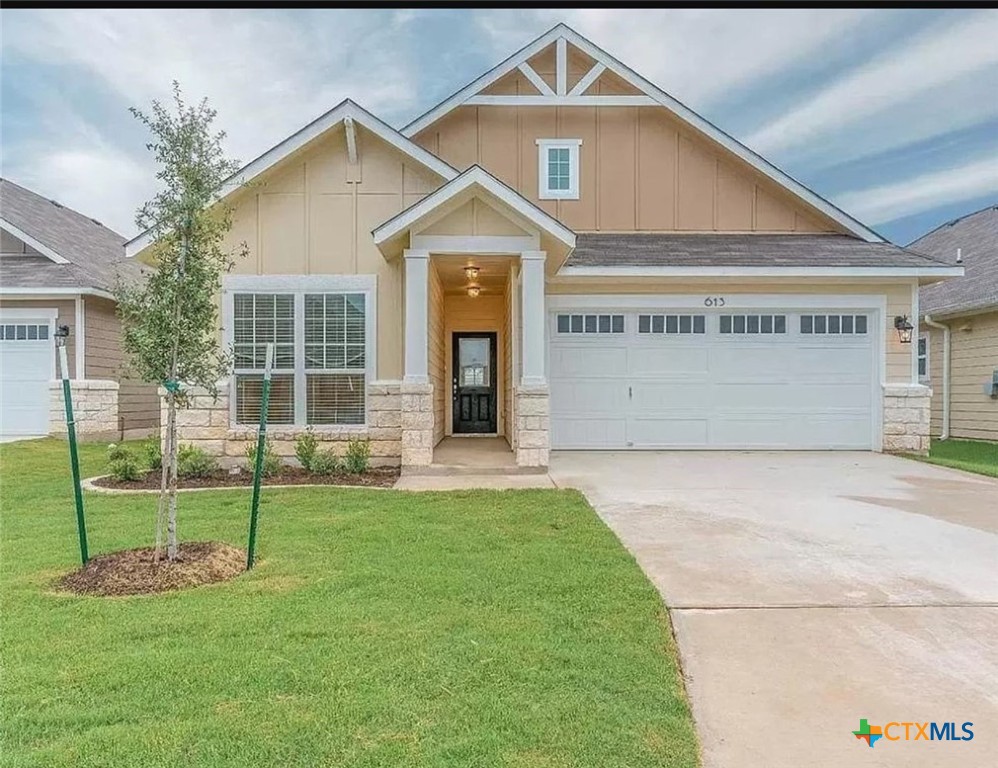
[550,451,998,768]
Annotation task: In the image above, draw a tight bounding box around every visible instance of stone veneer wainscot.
[159,379,402,468]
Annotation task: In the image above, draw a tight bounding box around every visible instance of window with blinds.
[231,291,367,426]
[233,294,295,424]
[304,293,365,425]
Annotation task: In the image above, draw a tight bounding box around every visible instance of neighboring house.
[911,205,998,442]
[0,178,159,440]
[127,24,960,468]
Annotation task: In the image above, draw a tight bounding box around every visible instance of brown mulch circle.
[93,466,400,491]
[58,541,247,596]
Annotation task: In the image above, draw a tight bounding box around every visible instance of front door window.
[453,332,497,434]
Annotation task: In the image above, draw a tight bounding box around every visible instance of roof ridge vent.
[90,218,104,227]
[49,199,64,208]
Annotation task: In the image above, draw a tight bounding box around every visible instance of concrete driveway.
[549,451,998,768]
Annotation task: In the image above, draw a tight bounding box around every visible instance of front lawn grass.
[0,439,698,768]
[911,438,998,478]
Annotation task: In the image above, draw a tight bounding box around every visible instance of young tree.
[116,82,245,562]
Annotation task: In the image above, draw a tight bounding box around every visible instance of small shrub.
[144,438,162,471]
[294,428,318,472]
[309,449,341,476]
[344,437,371,475]
[245,439,282,477]
[177,444,219,479]
[107,443,141,482]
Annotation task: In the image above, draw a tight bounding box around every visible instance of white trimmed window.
[918,334,929,380]
[537,139,581,200]
[225,275,375,428]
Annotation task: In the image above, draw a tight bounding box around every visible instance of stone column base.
[400,381,434,467]
[50,379,120,441]
[883,383,931,455]
[515,384,550,468]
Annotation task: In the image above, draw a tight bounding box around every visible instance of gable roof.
[372,165,576,250]
[0,178,141,295]
[913,204,998,317]
[402,23,884,244]
[125,99,459,258]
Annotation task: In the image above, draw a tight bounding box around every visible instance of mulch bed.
[58,541,246,596]
[93,466,400,490]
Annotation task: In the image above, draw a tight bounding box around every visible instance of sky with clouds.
[2,8,996,245]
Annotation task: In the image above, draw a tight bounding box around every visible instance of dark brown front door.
[452,332,497,434]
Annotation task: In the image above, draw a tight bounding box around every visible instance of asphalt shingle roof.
[911,205,998,317]
[0,178,144,292]
[564,233,956,269]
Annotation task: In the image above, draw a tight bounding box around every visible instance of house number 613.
[704,296,726,307]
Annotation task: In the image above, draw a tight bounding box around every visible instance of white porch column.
[520,250,547,387]
[401,249,434,467]
[403,250,429,384]
[516,250,550,469]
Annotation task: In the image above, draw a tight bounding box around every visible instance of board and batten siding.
[413,102,845,236]
[224,123,446,381]
[927,311,998,441]
[84,297,159,435]
[546,279,916,384]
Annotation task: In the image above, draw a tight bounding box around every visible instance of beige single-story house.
[0,178,159,441]
[912,205,998,442]
[127,24,961,469]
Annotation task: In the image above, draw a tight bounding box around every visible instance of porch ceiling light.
[467,285,481,298]
[464,266,480,281]
[893,315,913,344]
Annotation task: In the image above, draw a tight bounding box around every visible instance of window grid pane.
[721,315,787,335]
[637,314,706,335]
[307,374,365,426]
[235,374,295,425]
[233,293,294,369]
[557,314,624,334]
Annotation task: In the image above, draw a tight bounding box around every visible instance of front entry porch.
[401,435,544,476]
[372,167,576,472]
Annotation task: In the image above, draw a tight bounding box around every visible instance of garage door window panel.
[800,314,868,335]
[720,314,786,335]
[638,314,705,335]
[556,314,624,335]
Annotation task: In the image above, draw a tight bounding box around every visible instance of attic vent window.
[536,139,580,200]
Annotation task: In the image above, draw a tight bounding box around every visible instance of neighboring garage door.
[549,303,878,450]
[0,319,54,436]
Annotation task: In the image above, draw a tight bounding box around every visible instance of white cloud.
[477,8,875,106]
[745,10,998,158]
[834,153,998,224]
[2,9,419,235]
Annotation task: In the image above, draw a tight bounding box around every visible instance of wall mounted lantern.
[893,315,913,344]
[54,324,70,347]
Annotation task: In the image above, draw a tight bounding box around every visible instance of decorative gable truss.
[404,24,883,243]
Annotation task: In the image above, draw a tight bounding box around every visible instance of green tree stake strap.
[246,342,273,570]
[59,344,88,565]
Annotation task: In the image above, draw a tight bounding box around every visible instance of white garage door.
[550,304,877,450]
[0,319,55,436]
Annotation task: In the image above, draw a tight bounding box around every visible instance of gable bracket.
[517,63,555,96]
[556,37,568,95]
[344,116,358,165]
[568,62,605,96]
